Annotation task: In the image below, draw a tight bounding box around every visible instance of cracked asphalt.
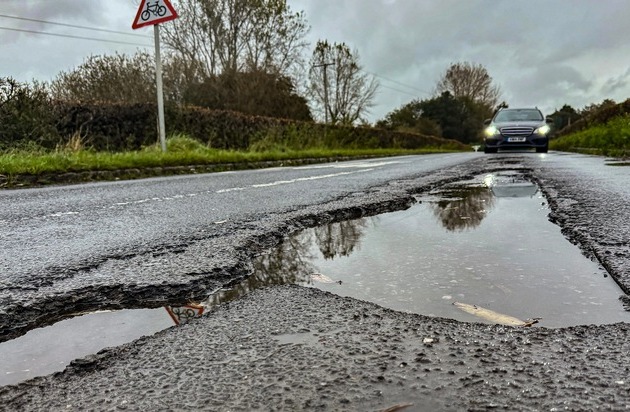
[1,152,629,411]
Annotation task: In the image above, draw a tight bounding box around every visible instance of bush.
[0,77,59,150]
[1,89,468,154]
[550,114,630,157]
[556,98,630,137]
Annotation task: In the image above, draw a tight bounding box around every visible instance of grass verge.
[550,115,630,158]
[0,135,466,188]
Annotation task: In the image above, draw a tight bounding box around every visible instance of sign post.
[154,24,166,152]
[132,0,178,152]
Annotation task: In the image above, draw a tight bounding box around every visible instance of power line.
[359,70,434,102]
[0,13,151,38]
[377,83,421,98]
[0,13,434,100]
[363,69,432,96]
[0,26,152,47]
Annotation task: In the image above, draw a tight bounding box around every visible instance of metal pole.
[313,62,335,124]
[323,66,329,124]
[154,24,167,152]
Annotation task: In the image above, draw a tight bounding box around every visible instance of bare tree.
[161,0,309,77]
[157,0,220,76]
[436,62,501,110]
[0,77,19,110]
[308,40,378,125]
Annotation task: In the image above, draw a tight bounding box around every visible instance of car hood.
[493,120,544,127]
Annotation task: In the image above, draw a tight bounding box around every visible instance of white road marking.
[298,160,403,169]
[13,164,382,221]
[217,169,372,193]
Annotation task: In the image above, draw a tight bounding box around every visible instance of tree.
[419,92,472,142]
[49,51,203,104]
[158,0,312,119]
[378,92,485,143]
[436,61,501,112]
[0,77,57,149]
[376,91,487,143]
[308,40,378,125]
[375,99,441,136]
[49,1,313,120]
[183,70,312,120]
[49,50,311,120]
[161,0,309,77]
[580,99,617,119]
[548,104,581,130]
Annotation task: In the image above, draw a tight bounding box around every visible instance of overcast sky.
[2,0,630,123]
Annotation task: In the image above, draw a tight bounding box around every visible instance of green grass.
[550,114,630,158]
[0,135,463,177]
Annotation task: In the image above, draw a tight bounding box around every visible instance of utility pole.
[313,61,335,124]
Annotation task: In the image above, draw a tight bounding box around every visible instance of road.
[0,153,478,340]
[1,151,630,411]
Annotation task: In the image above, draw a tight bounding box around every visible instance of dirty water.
[2,171,629,387]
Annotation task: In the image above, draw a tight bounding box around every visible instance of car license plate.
[507,137,526,142]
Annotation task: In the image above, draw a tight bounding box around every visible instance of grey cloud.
[0,0,143,81]
[501,64,596,114]
[0,0,104,27]
[601,68,630,96]
[2,0,630,121]
[289,0,630,120]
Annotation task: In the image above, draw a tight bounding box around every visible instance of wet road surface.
[1,151,630,410]
[0,153,479,341]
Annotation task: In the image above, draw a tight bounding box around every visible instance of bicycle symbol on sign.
[141,1,167,21]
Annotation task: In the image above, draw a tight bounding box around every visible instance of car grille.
[500,126,534,137]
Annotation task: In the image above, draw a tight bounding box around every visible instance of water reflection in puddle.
[239,171,629,328]
[0,308,173,386]
[0,303,210,386]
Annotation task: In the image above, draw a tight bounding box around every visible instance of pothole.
[0,304,212,386]
[2,170,628,387]
[242,171,628,329]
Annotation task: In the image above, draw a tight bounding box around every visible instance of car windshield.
[494,109,543,122]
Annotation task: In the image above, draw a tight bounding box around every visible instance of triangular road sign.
[132,0,178,30]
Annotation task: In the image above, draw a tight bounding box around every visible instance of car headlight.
[535,125,551,135]
[484,126,499,137]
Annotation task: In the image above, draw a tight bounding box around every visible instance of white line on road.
[221,169,373,192]
[10,165,380,222]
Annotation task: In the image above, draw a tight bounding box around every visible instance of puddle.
[0,304,207,387]
[2,171,628,387]
[238,170,629,328]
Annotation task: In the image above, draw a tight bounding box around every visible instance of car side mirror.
[483,119,491,126]
[545,117,554,124]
